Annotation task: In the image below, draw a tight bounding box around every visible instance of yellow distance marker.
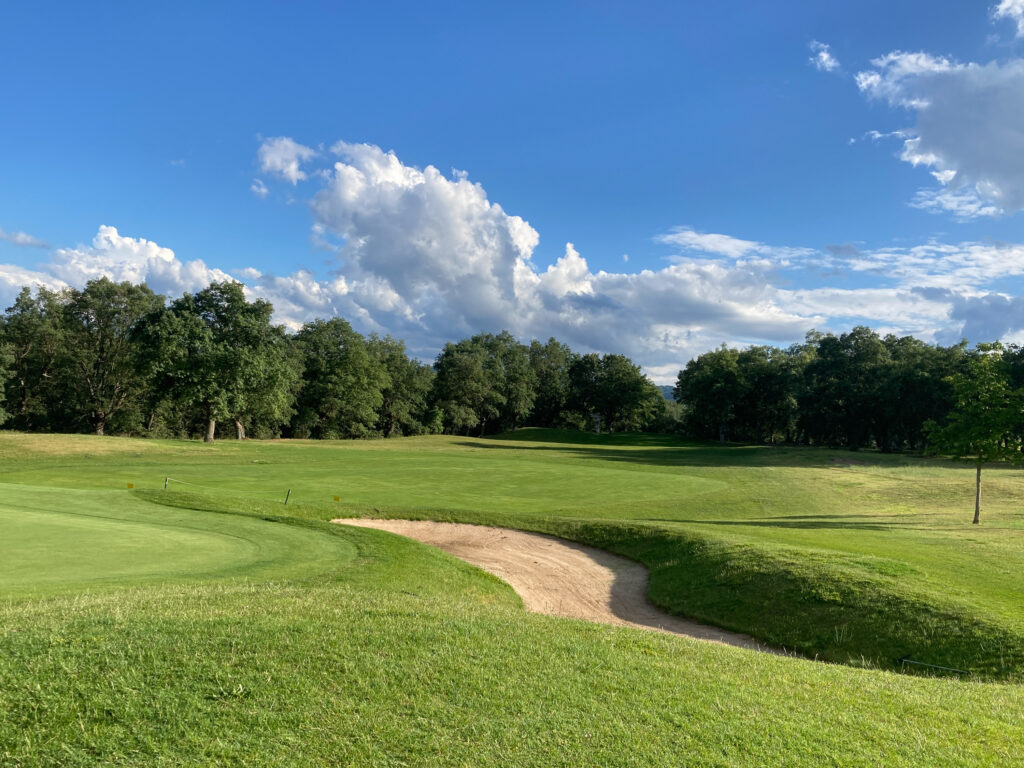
[333,495,340,502]
[126,483,135,489]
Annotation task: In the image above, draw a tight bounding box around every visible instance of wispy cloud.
[809,41,840,73]
[0,227,47,248]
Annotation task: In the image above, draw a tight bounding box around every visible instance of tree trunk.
[235,419,246,440]
[974,464,982,525]
[94,416,105,436]
[205,418,216,443]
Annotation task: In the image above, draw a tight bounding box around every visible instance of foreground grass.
[3,432,1024,765]
[2,519,1022,766]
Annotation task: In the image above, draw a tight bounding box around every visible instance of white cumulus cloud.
[257,136,317,184]
[0,226,234,310]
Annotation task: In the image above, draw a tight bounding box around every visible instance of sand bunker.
[333,518,773,652]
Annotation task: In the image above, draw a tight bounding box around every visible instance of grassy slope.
[2,431,1024,764]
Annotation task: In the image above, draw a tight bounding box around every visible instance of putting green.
[0,483,358,597]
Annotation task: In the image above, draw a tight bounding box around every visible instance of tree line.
[0,279,671,441]
[3,277,1020,472]
[674,326,1024,452]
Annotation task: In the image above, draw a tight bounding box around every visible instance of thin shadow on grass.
[647,517,903,532]
[457,439,925,471]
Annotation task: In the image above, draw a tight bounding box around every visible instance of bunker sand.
[334,519,774,652]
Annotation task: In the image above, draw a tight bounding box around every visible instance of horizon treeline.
[2,277,1018,451]
[0,278,671,441]
[676,327,1024,451]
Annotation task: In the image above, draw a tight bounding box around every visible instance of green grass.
[2,430,1024,765]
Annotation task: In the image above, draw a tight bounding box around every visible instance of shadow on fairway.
[457,436,919,471]
[647,515,906,532]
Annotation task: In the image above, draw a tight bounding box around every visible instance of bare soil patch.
[334,518,774,652]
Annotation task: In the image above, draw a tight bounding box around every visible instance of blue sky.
[3,1,1024,380]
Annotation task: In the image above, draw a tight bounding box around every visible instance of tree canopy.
[0,279,668,440]
[925,344,1024,524]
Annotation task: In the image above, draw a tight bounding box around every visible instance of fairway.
[3,431,1024,766]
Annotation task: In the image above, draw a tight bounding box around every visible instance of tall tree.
[151,281,297,442]
[734,346,799,444]
[487,331,536,431]
[800,327,889,449]
[569,353,658,433]
[60,278,166,435]
[925,344,1023,524]
[873,336,966,452]
[367,334,436,436]
[0,286,66,431]
[528,337,574,428]
[433,340,495,435]
[291,318,385,439]
[598,354,655,431]
[433,331,536,435]
[674,346,741,441]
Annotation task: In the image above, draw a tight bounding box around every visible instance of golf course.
[2,429,1023,766]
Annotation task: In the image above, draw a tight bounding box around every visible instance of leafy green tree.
[566,353,603,431]
[599,354,655,430]
[0,287,66,431]
[873,336,966,452]
[232,326,303,439]
[433,331,536,435]
[291,318,385,439]
[674,346,741,441]
[489,331,537,430]
[433,340,495,435]
[367,334,435,436]
[800,327,890,449]
[528,337,574,427]
[925,344,1023,524]
[734,346,799,444]
[59,278,166,435]
[568,352,657,433]
[148,281,297,442]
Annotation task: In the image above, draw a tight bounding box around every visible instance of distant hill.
[659,385,674,401]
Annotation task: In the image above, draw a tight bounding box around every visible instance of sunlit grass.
[2,429,1024,765]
